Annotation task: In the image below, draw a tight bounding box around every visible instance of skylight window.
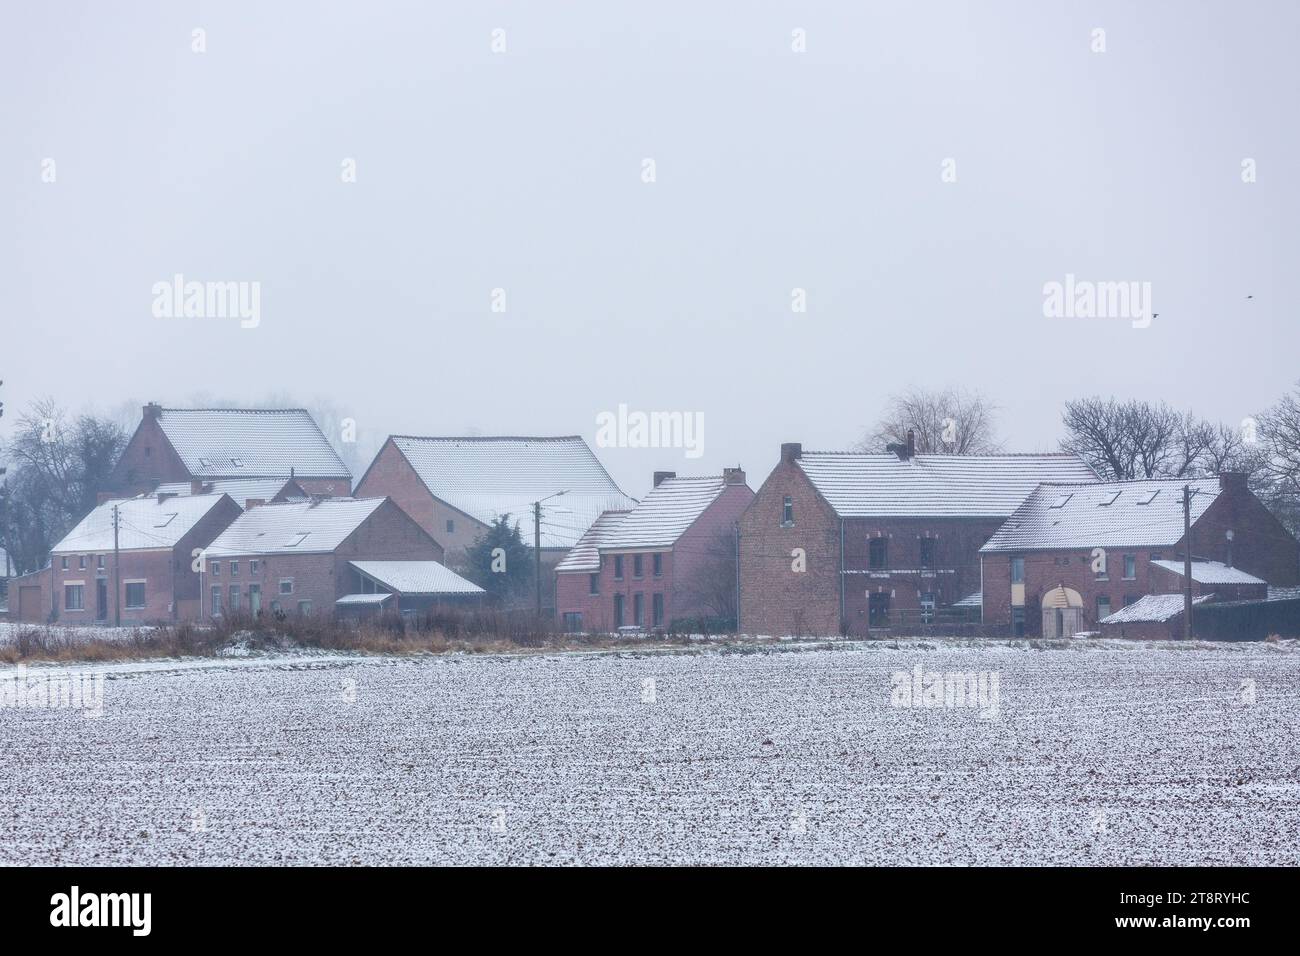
[230,458,244,468]
[1135,489,1160,505]
[198,457,212,468]
[155,513,177,528]
[1097,491,1121,506]
[1048,493,1073,509]
[285,532,310,548]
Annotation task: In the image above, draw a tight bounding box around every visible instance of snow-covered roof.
[1268,586,1300,602]
[154,408,350,480]
[336,593,393,606]
[349,560,484,595]
[555,511,630,573]
[1099,593,1214,625]
[385,436,637,549]
[155,477,303,507]
[602,476,731,551]
[205,497,386,556]
[1150,560,1266,586]
[52,494,234,553]
[796,453,1096,518]
[981,477,1221,553]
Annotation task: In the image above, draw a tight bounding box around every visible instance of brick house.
[106,404,352,499]
[354,435,637,587]
[980,473,1300,637]
[738,438,1097,637]
[201,497,446,618]
[43,493,242,624]
[555,469,753,632]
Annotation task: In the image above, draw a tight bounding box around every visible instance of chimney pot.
[780,442,803,464]
[143,402,162,420]
[907,429,915,459]
[1219,471,1248,494]
[723,466,746,485]
[653,471,676,488]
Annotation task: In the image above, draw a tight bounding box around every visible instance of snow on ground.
[1,641,1298,865]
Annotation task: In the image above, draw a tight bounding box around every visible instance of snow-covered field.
[2,640,1298,865]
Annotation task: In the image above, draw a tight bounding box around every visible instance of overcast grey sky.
[3,1,1297,497]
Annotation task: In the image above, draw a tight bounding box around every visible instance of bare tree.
[855,387,1002,455]
[1060,397,1219,480]
[1253,383,1300,534]
[678,527,738,624]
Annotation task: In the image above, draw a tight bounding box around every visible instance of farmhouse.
[555,469,753,632]
[738,437,1097,637]
[201,496,447,618]
[106,404,352,498]
[35,492,243,624]
[980,473,1300,637]
[337,560,485,620]
[354,435,637,568]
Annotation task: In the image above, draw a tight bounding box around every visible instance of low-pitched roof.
[554,511,631,573]
[154,408,350,480]
[349,560,484,595]
[155,477,304,507]
[53,494,234,553]
[205,497,386,557]
[981,477,1221,553]
[1100,593,1214,625]
[336,593,393,606]
[796,453,1096,518]
[1150,560,1266,586]
[383,436,637,549]
[602,476,732,551]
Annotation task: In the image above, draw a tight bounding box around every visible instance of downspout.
[839,517,845,634]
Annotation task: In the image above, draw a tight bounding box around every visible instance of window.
[125,582,146,609]
[285,532,310,548]
[614,556,624,580]
[230,561,238,576]
[868,592,890,627]
[61,556,68,570]
[1049,493,1073,509]
[1096,596,1111,621]
[653,554,663,577]
[96,555,105,569]
[155,513,177,528]
[653,593,664,627]
[614,593,624,628]
[1123,554,1136,580]
[1150,552,1163,562]
[250,559,260,574]
[1011,606,1025,638]
[64,584,84,611]
[211,586,223,616]
[920,592,935,624]
[1011,556,1025,584]
[633,555,643,578]
[270,600,281,613]
[782,496,794,526]
[230,458,244,468]
[920,538,936,570]
[868,537,888,570]
[562,612,583,633]
[1097,491,1121,507]
[211,561,220,576]
[1136,489,1160,505]
[589,573,600,595]
[279,579,294,595]
[446,519,455,534]
[229,585,240,611]
[297,600,312,616]
[78,555,86,570]
[633,593,644,627]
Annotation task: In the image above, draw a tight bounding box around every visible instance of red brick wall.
[670,481,753,622]
[106,414,190,496]
[1189,486,1299,586]
[51,549,175,624]
[738,458,841,637]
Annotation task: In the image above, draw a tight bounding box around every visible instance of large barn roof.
[154,407,350,480]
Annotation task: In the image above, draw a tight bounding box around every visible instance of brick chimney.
[143,402,162,420]
[723,466,746,485]
[1219,471,1248,494]
[191,479,206,495]
[653,471,676,488]
[780,442,802,464]
[245,498,265,510]
[887,429,916,461]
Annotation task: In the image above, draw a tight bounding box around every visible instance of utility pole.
[113,504,121,627]
[533,490,568,627]
[1182,484,1192,641]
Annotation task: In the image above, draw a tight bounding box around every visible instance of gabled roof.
[349,560,484,595]
[1150,560,1266,586]
[153,408,350,480]
[981,477,1221,553]
[602,476,731,551]
[795,453,1096,518]
[382,436,637,549]
[555,511,630,573]
[154,477,305,507]
[53,494,234,553]
[205,497,386,556]
[1100,593,1214,625]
